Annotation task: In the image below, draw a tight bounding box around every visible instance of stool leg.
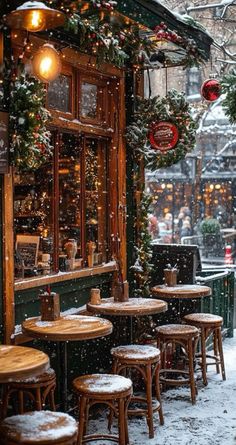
[35,387,42,411]
[200,327,208,386]
[108,359,118,431]
[124,396,130,445]
[213,329,220,374]
[217,327,226,381]
[18,390,24,414]
[49,388,56,411]
[77,396,87,445]
[146,364,154,439]
[118,397,126,445]
[188,338,196,405]
[155,364,164,426]
[1,386,10,419]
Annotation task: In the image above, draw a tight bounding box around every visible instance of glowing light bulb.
[32,44,61,83]
[25,10,45,31]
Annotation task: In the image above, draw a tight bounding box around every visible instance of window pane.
[80,82,98,119]
[48,74,71,113]
[85,138,108,265]
[59,133,81,270]
[14,162,54,278]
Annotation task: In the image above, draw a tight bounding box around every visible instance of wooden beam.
[3,169,15,344]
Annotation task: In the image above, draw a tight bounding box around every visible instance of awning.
[116,0,213,61]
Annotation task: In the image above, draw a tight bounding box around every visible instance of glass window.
[14,161,54,278]
[47,74,71,113]
[85,138,108,265]
[186,67,201,97]
[80,82,98,119]
[58,133,82,265]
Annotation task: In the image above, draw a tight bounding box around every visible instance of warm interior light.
[32,44,61,83]
[25,9,45,32]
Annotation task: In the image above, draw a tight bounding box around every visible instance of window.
[47,74,72,113]
[14,133,110,278]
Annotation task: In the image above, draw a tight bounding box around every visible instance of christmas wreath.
[10,72,52,171]
[127,89,197,170]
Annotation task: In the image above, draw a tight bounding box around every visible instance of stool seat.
[156,324,199,337]
[11,368,56,384]
[0,411,78,445]
[111,345,160,362]
[73,373,132,397]
[184,313,223,327]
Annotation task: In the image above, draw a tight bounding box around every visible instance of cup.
[164,268,177,287]
[90,288,101,305]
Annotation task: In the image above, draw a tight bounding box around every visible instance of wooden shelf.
[14,260,117,291]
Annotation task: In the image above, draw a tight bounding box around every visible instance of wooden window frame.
[78,74,108,127]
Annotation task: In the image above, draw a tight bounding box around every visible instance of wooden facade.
[0,1,213,347]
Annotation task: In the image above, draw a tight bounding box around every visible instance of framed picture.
[15,235,40,269]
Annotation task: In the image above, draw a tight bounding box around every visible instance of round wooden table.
[0,345,49,383]
[87,297,168,343]
[151,284,211,299]
[22,315,113,411]
[87,297,168,316]
[151,284,212,323]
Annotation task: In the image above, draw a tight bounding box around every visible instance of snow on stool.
[73,373,132,445]
[0,411,78,445]
[111,344,163,439]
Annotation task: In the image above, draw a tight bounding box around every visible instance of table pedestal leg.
[59,342,68,412]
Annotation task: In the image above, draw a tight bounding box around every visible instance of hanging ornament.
[149,121,179,152]
[201,79,221,102]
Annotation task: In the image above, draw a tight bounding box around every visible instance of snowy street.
[90,332,236,445]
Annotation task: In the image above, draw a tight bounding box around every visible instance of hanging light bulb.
[32,43,61,83]
[6,1,65,32]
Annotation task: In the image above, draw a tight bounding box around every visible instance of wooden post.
[3,169,15,344]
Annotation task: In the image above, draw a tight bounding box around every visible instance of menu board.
[0,111,9,174]
[16,235,40,269]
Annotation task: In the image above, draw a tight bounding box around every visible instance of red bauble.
[201,79,221,102]
[149,121,179,152]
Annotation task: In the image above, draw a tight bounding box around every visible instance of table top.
[87,297,168,316]
[151,284,212,299]
[22,315,113,342]
[0,345,49,383]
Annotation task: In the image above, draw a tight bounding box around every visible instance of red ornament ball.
[201,79,221,102]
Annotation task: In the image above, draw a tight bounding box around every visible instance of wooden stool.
[0,410,78,445]
[1,367,56,418]
[73,373,132,445]
[156,324,199,404]
[111,344,164,439]
[183,313,226,385]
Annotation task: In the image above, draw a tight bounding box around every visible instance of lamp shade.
[32,43,61,83]
[6,1,65,32]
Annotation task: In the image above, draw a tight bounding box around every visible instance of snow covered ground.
[89,331,236,444]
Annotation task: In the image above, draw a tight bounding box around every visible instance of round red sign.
[149,121,179,151]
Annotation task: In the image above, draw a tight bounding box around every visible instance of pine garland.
[131,191,154,297]
[127,90,197,170]
[10,72,52,171]
[221,69,236,123]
